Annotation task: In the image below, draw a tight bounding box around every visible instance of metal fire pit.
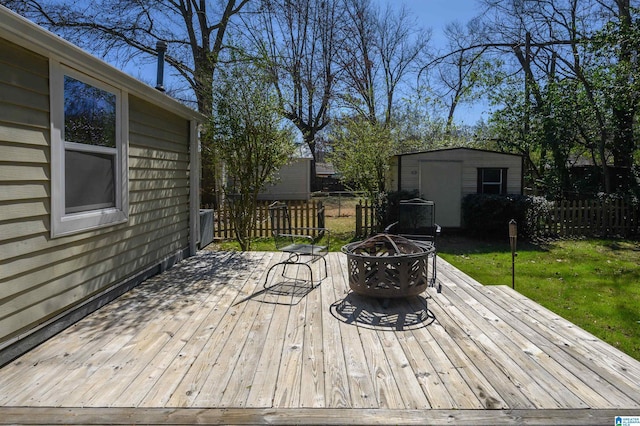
[341,234,434,299]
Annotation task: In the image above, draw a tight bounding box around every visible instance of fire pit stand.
[341,234,434,300]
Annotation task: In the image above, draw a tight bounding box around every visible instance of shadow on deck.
[0,250,638,425]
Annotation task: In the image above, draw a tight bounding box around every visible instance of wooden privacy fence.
[204,200,324,240]
[537,199,640,238]
[204,197,638,241]
[355,197,639,239]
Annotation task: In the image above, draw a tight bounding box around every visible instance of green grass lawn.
[438,236,640,361]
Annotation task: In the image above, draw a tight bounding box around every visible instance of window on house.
[477,168,508,194]
[51,63,128,237]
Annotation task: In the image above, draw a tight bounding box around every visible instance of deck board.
[1,250,639,425]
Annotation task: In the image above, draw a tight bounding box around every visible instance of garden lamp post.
[509,219,517,289]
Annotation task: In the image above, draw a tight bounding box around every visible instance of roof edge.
[395,147,522,158]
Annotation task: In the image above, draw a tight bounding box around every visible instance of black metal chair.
[265,201,330,289]
[385,198,442,292]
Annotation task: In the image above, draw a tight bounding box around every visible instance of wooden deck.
[1,251,639,425]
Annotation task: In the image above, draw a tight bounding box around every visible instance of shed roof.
[395,147,522,158]
[0,5,206,123]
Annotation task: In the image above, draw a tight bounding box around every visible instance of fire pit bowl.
[341,234,434,299]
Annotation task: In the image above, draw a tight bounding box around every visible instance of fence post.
[363,199,369,236]
[356,202,362,237]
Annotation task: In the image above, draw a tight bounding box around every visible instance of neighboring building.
[0,6,205,365]
[388,148,523,227]
[315,162,345,192]
[258,158,311,200]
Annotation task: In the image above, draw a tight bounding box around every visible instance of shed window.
[477,168,507,194]
[51,63,128,237]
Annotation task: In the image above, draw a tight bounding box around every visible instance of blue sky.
[381,0,488,123]
[388,0,483,45]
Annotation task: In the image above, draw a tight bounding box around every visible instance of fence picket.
[537,198,639,238]
[204,196,638,242]
[209,199,324,240]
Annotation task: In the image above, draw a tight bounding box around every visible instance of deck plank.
[0,257,207,406]
[298,260,327,408]
[441,277,588,408]
[491,284,640,407]
[77,255,245,408]
[216,254,281,408]
[183,252,270,407]
[142,252,267,407]
[427,278,533,409]
[244,256,294,408]
[454,282,615,408]
[319,254,351,408]
[271,266,308,408]
[329,251,378,408]
[110,254,243,407]
[403,296,485,409]
[1,406,638,425]
[350,294,405,408]
[1,251,640,425]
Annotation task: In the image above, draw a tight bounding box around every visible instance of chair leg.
[319,255,328,282]
[264,259,316,289]
[431,252,441,293]
[264,262,280,289]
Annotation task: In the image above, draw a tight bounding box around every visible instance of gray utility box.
[199,209,214,249]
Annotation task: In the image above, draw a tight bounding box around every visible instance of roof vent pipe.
[155,41,167,92]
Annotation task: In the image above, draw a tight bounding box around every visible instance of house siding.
[0,37,193,349]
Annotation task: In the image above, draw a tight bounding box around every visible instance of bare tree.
[253,0,341,184]
[375,3,430,126]
[4,0,250,204]
[435,19,490,131]
[337,0,430,127]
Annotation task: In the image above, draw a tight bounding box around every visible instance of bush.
[461,194,550,239]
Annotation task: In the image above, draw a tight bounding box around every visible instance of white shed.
[258,157,311,201]
[388,148,523,228]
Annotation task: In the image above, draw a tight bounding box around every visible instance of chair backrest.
[396,198,436,238]
[268,202,293,249]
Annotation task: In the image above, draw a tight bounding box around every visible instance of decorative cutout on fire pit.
[341,234,434,299]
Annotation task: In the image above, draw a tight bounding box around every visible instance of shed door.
[419,161,462,227]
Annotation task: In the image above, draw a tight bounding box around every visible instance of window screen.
[65,150,115,213]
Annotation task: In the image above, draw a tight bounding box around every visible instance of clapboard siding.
[0,31,194,348]
[0,81,50,112]
[0,124,49,146]
[0,35,52,310]
[0,183,49,202]
[398,149,522,195]
[0,143,49,164]
[1,207,186,283]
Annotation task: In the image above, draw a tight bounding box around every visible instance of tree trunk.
[610,0,636,191]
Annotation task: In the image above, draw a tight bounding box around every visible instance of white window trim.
[50,61,129,237]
